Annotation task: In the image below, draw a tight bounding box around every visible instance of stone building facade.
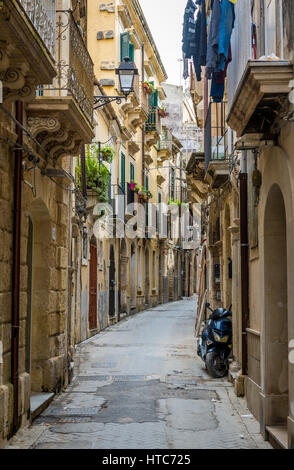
[0,0,199,448]
[190,0,294,449]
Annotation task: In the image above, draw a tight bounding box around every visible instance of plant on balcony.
[130,181,138,191]
[76,146,110,203]
[143,81,155,95]
[146,190,153,199]
[100,145,115,163]
[158,105,168,118]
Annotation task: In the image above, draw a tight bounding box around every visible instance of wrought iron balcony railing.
[19,0,56,57]
[145,106,161,135]
[43,10,94,126]
[204,101,228,170]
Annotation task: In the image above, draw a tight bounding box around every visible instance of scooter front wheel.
[205,351,228,378]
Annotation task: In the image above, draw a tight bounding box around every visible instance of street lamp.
[94,57,138,109]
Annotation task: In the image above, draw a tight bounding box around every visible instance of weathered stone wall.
[0,130,71,446]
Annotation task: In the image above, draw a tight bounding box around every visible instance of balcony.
[0,0,56,103]
[120,73,149,132]
[144,106,162,150]
[26,10,94,160]
[157,128,172,166]
[204,101,230,188]
[227,60,293,137]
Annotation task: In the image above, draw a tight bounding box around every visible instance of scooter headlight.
[213,332,222,342]
[213,333,229,343]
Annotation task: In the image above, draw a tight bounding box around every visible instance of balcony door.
[89,239,98,330]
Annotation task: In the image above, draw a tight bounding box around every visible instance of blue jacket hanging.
[206,0,222,79]
[193,0,207,82]
[182,0,197,59]
[216,0,235,72]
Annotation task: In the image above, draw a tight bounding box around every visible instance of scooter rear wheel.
[205,351,228,378]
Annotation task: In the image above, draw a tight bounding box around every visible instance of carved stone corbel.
[27,116,61,137]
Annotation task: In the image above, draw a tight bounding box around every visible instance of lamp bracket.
[93,95,127,109]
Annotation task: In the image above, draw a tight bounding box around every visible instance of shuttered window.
[121,153,126,193]
[130,162,135,182]
[120,32,135,62]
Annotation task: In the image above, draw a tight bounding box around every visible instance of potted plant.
[146,190,153,199]
[143,81,155,95]
[130,180,137,191]
[134,184,140,193]
[100,145,115,163]
[158,105,168,118]
[138,185,146,196]
[76,145,110,205]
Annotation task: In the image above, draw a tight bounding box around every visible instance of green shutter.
[120,32,130,61]
[130,162,135,182]
[121,153,126,192]
[145,174,149,190]
[120,32,134,62]
[154,89,158,107]
[129,43,135,62]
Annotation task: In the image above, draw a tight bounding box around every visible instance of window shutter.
[121,153,126,192]
[154,89,158,107]
[129,43,135,62]
[120,32,130,61]
[130,162,135,181]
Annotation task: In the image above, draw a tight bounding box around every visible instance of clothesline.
[182,0,237,103]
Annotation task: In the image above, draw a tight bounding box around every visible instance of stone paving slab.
[5,296,272,450]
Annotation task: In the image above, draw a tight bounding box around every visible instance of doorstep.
[30,393,54,420]
[266,425,288,449]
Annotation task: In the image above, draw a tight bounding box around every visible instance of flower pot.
[143,83,152,95]
[130,183,136,191]
[138,190,145,196]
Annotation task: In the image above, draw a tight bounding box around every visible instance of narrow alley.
[7,297,270,450]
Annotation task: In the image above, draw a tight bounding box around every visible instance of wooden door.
[109,246,116,318]
[89,243,98,330]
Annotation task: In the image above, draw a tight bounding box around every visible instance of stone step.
[266,425,288,449]
[30,393,54,421]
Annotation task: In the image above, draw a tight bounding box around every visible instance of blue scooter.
[197,302,232,378]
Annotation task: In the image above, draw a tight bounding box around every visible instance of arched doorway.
[263,184,288,428]
[89,236,98,331]
[130,243,136,312]
[109,245,116,318]
[145,248,150,307]
[119,239,128,318]
[27,199,51,394]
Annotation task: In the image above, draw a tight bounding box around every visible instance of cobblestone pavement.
[6,297,271,449]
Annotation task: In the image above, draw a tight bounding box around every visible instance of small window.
[120,32,135,62]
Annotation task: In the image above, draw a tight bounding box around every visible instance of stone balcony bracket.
[205,160,230,189]
[227,60,294,137]
[0,1,56,102]
[26,97,95,161]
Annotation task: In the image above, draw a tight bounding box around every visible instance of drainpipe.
[11,100,23,433]
[141,43,145,186]
[239,150,249,375]
[80,145,87,199]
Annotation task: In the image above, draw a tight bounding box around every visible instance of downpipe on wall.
[11,101,23,434]
[239,150,249,376]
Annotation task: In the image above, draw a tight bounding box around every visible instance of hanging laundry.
[183,54,189,80]
[216,0,235,72]
[193,0,207,82]
[205,0,222,79]
[211,43,232,102]
[182,0,197,60]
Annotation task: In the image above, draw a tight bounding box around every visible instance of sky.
[139,0,188,86]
